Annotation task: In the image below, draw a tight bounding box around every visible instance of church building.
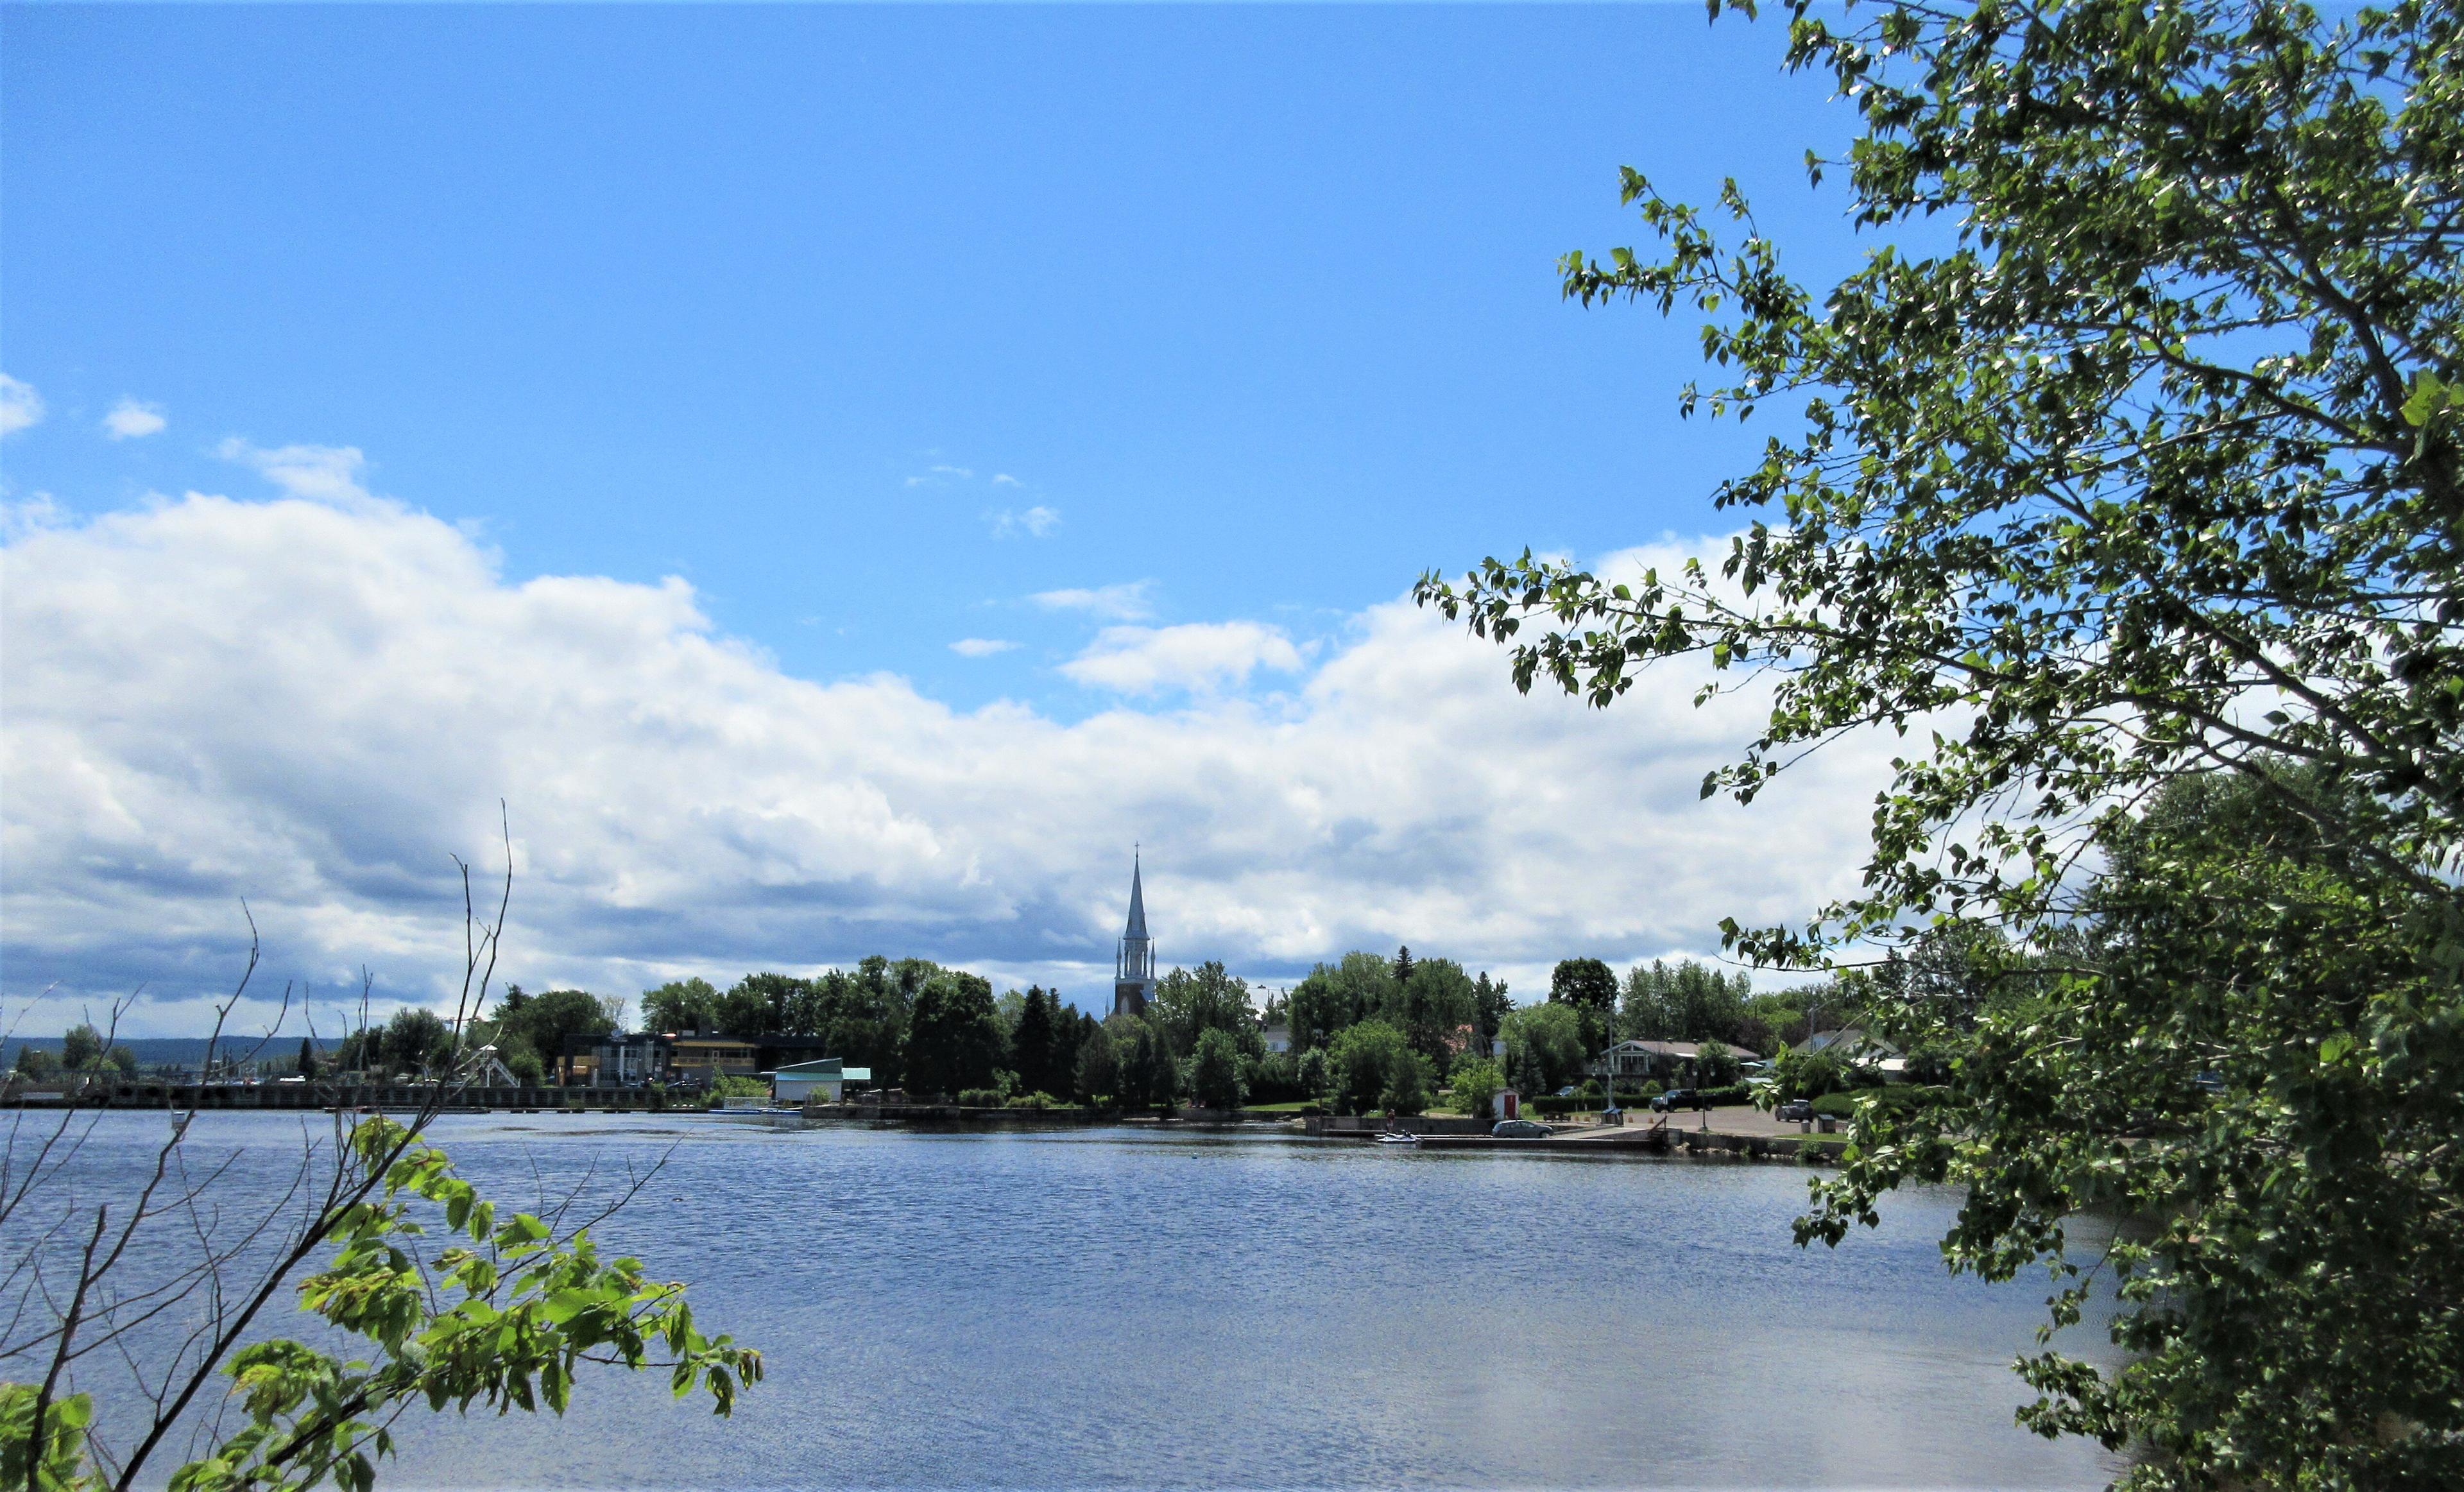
[1112,853,1157,1019]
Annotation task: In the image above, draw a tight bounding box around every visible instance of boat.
[1374,1130,1421,1145]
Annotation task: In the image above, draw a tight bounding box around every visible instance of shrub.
[957,1087,1004,1107]
[1005,1092,1056,1110]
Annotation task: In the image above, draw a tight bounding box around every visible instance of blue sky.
[5,3,1860,711]
[3,4,1899,1031]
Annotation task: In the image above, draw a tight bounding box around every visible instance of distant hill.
[6,1036,319,1068]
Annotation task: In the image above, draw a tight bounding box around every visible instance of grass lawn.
[1240,1101,1317,1114]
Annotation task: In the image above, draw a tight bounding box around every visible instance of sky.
[1,3,1903,1036]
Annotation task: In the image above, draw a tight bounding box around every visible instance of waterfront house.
[1592,1038,1763,1088]
[1262,1019,1293,1054]
[770,1058,873,1103]
[560,1031,674,1088]
[664,1030,838,1086]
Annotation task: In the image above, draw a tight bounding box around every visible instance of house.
[560,1031,673,1088]
[1591,1038,1764,1087]
[658,1031,837,1087]
[1805,1027,1910,1081]
[1261,1020,1293,1054]
[770,1059,873,1103]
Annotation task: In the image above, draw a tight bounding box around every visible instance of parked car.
[1651,1088,1703,1112]
[1491,1119,1555,1138]
[1775,1097,1815,1122]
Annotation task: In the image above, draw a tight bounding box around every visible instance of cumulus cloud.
[991,474,1022,488]
[1060,621,1305,696]
[1,492,1894,1034]
[216,438,379,508]
[1,375,46,436]
[103,399,167,440]
[949,638,1020,657]
[1031,581,1156,622]
[989,505,1060,539]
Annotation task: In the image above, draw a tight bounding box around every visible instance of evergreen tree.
[1392,945,1416,986]
[297,1037,316,1078]
[1072,1024,1118,1106]
[1013,984,1056,1096]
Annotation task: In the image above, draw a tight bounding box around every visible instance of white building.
[771,1058,871,1103]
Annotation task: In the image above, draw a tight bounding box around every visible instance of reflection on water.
[44,1111,2128,1489]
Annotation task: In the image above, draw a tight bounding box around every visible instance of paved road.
[1557,1104,1837,1142]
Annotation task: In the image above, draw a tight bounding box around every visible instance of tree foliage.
[1419,1,2463,1484]
[2,1117,757,1492]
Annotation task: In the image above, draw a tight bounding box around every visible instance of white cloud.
[989,505,1061,539]
[102,399,167,440]
[1030,581,1156,621]
[1,375,46,436]
[1060,621,1305,696]
[216,438,379,509]
[0,490,1894,1034]
[991,474,1022,488]
[904,463,975,488]
[949,638,1020,657]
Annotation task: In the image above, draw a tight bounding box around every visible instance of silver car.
[1491,1119,1555,1138]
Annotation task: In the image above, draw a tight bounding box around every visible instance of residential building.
[1591,1038,1763,1087]
[1261,1019,1293,1054]
[771,1058,873,1103]
[560,1031,674,1088]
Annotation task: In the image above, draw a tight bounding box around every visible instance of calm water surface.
[42,1111,2127,1490]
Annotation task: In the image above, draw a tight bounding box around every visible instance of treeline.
[6,1024,139,1081]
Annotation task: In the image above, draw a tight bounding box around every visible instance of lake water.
[28,1111,2128,1489]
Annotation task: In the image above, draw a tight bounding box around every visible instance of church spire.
[1113,849,1156,1019]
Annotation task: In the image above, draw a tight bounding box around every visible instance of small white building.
[1261,1020,1293,1054]
[770,1058,871,1103]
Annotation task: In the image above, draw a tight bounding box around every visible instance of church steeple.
[1113,851,1156,1019]
[1124,852,1149,941]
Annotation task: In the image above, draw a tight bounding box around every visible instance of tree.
[903,972,1003,1100]
[1549,958,1618,1053]
[1072,1025,1120,1106]
[640,977,720,1034]
[1390,945,1416,986]
[1693,1039,1740,1090]
[1283,952,1399,1052]
[1418,3,2464,1483]
[59,1025,102,1072]
[297,1037,316,1078]
[719,973,804,1037]
[1325,1021,1408,1117]
[1382,1050,1430,1116]
[1397,957,1479,1074]
[1111,1018,1177,1111]
[1188,1027,1245,1112]
[1149,961,1260,1061]
[1498,1004,1586,1096]
[1011,986,1057,1097]
[1447,1056,1504,1120]
[384,1008,454,1076]
[1294,1047,1329,1107]
[13,1045,58,1081]
[1471,972,1512,1054]
[494,988,615,1077]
